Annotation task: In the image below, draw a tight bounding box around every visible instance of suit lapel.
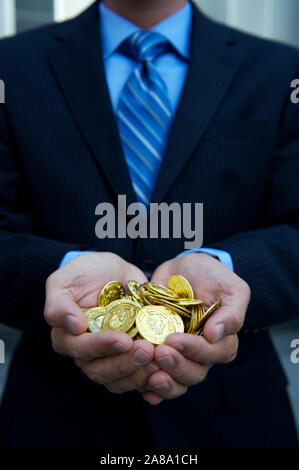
[47,1,136,205]
[151,4,242,203]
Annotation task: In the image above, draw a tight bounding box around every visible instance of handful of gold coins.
[85,274,221,345]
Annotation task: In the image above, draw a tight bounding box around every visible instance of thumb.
[150,260,174,287]
[44,292,87,335]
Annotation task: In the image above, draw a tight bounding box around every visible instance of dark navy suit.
[0,1,298,449]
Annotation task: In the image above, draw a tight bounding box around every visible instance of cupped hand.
[141,252,250,405]
[45,252,154,392]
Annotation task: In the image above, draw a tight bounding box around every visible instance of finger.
[76,340,154,385]
[105,361,160,394]
[165,332,239,365]
[143,392,164,406]
[154,344,209,386]
[203,288,250,343]
[51,329,133,360]
[105,365,151,394]
[147,370,187,399]
[45,290,87,334]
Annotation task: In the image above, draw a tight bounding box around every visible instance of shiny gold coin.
[143,282,178,298]
[170,312,185,333]
[195,300,222,335]
[144,295,191,318]
[102,299,139,333]
[168,274,194,299]
[127,280,144,302]
[85,307,107,333]
[187,305,199,334]
[174,298,203,306]
[204,300,222,317]
[98,281,125,307]
[136,306,176,345]
[85,307,106,319]
[127,326,139,339]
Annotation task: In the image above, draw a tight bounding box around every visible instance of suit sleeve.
[0,106,89,335]
[210,82,299,331]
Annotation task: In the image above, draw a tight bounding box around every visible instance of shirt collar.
[99,1,192,60]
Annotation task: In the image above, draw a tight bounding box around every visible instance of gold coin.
[85,307,107,333]
[98,281,125,307]
[85,307,106,319]
[195,300,222,335]
[127,326,139,339]
[168,274,194,299]
[187,305,199,334]
[136,306,176,345]
[175,298,203,306]
[143,294,191,318]
[127,280,144,303]
[144,282,178,299]
[102,299,139,333]
[171,312,185,333]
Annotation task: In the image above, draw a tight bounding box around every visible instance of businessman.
[0,0,298,449]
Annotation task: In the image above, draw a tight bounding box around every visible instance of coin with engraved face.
[102,299,139,333]
[85,307,107,333]
[98,281,125,307]
[136,306,175,345]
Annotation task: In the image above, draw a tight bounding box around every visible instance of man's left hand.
[140,253,251,405]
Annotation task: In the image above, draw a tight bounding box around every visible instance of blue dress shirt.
[100,1,191,115]
[60,1,233,271]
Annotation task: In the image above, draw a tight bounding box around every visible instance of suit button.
[142,260,156,279]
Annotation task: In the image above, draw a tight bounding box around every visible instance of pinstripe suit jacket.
[0,1,298,449]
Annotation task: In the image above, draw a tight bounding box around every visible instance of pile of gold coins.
[84,274,221,345]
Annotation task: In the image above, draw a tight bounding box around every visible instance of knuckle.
[238,278,251,297]
[70,343,82,360]
[230,312,242,332]
[131,373,146,389]
[223,335,239,363]
[44,305,53,323]
[194,366,209,384]
[89,369,106,385]
[171,368,186,384]
[116,360,130,377]
[197,370,207,383]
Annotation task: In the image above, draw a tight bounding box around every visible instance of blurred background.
[0,0,299,438]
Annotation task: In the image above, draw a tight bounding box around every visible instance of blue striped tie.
[117,30,173,205]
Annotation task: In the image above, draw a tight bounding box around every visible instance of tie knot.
[121,30,170,62]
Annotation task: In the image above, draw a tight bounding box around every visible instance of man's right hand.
[44,252,155,393]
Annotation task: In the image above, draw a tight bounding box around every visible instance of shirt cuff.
[59,251,91,268]
[177,248,234,271]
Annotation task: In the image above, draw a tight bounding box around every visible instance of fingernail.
[65,315,78,335]
[154,383,170,391]
[143,362,159,376]
[131,349,151,366]
[111,342,129,353]
[173,344,184,352]
[214,323,225,343]
[157,356,175,369]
